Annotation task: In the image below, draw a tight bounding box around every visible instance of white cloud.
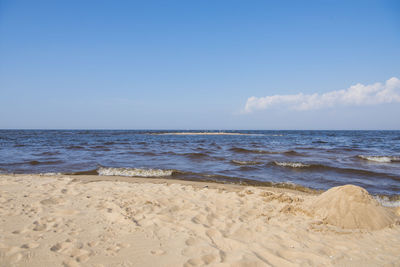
[243,77,400,113]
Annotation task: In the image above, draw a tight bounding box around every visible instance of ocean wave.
[283,150,304,156]
[312,140,328,144]
[229,147,272,154]
[90,145,111,151]
[180,152,209,159]
[210,142,222,149]
[273,161,311,168]
[137,141,147,145]
[126,151,158,156]
[231,160,262,165]
[66,145,84,150]
[229,147,303,156]
[238,166,260,171]
[32,151,61,156]
[28,160,63,166]
[41,172,63,176]
[97,167,175,177]
[104,141,116,145]
[374,195,400,207]
[357,155,400,163]
[271,161,400,181]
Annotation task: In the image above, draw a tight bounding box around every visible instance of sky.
[0,0,399,130]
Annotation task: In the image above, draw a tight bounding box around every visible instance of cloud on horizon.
[243,77,400,113]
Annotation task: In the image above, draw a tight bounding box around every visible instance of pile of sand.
[310,184,397,230]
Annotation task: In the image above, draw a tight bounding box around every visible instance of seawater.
[0,130,399,197]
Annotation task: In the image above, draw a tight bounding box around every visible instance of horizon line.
[1,128,399,131]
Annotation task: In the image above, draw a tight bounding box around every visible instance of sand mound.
[311,185,396,230]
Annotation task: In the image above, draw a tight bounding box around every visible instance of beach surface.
[0,174,399,267]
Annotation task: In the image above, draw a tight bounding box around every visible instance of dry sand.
[0,174,399,267]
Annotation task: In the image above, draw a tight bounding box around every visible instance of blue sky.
[1,0,399,129]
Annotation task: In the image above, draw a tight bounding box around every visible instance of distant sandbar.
[152,132,254,136]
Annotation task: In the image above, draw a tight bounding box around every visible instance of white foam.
[274,161,310,168]
[374,196,400,207]
[98,167,174,177]
[358,155,400,163]
[41,172,62,176]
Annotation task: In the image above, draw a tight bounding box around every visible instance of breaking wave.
[97,167,175,177]
[374,195,400,207]
[272,161,400,181]
[357,155,400,163]
[273,161,311,168]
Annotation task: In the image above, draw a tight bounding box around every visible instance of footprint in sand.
[192,214,207,225]
[12,229,28,234]
[32,221,47,231]
[150,249,166,255]
[184,258,203,267]
[87,241,99,248]
[72,248,91,263]
[62,259,81,267]
[40,197,65,205]
[50,241,74,253]
[21,242,40,249]
[51,240,91,263]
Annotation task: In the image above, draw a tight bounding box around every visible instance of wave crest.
[98,167,174,177]
[357,155,400,163]
[229,147,303,156]
[231,160,262,165]
[273,161,310,168]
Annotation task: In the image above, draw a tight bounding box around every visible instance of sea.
[0,130,399,202]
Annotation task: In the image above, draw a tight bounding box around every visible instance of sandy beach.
[0,174,399,267]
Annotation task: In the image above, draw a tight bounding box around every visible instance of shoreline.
[56,173,321,195]
[6,172,400,201]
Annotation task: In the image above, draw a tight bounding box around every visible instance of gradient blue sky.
[1,0,399,129]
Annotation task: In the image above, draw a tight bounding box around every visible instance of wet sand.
[0,174,399,266]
